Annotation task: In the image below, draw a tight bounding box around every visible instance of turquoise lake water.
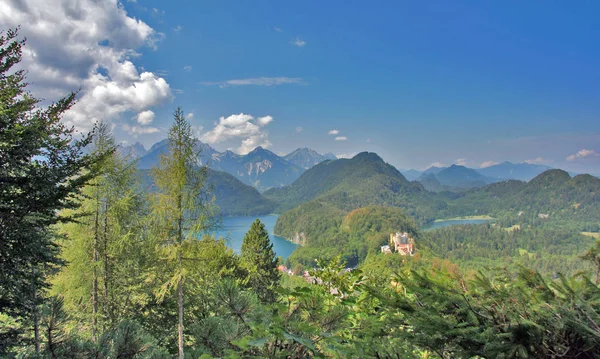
[208,215,297,260]
[209,215,492,259]
[422,218,493,230]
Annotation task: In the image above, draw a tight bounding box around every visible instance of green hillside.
[265,152,446,221]
[205,169,276,216]
[446,170,600,226]
[139,168,276,216]
[277,205,420,268]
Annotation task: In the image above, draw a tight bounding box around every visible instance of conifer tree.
[149,107,216,358]
[52,122,149,340]
[0,28,102,351]
[240,219,281,303]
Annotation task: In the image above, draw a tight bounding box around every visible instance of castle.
[381,232,414,255]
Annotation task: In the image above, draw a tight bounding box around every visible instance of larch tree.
[52,122,149,340]
[0,28,102,352]
[240,219,281,303]
[149,107,217,359]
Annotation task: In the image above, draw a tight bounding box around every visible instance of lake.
[207,215,298,260]
[422,218,493,230]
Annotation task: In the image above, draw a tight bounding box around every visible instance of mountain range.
[124,139,566,195]
[121,141,336,192]
[407,162,557,192]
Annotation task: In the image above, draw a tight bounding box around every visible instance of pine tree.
[149,107,217,358]
[0,28,102,352]
[240,219,281,303]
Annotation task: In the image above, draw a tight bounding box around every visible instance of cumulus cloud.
[0,0,172,133]
[200,77,304,88]
[296,127,303,133]
[135,110,155,125]
[201,113,273,154]
[183,65,192,72]
[186,112,194,119]
[257,116,273,126]
[328,129,339,135]
[480,160,499,168]
[566,149,600,161]
[455,158,468,166]
[173,25,182,32]
[292,37,306,47]
[335,136,348,141]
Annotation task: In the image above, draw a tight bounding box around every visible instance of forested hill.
[139,168,276,216]
[268,153,447,262]
[264,152,445,219]
[446,169,600,224]
[278,205,420,267]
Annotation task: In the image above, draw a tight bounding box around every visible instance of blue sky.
[3,0,600,173]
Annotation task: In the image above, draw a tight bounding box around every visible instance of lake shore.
[433,215,494,222]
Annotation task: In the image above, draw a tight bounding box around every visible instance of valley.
[130,138,600,276]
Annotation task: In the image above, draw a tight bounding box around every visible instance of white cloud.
[328,129,339,135]
[296,126,303,133]
[122,124,159,136]
[454,158,468,166]
[335,136,348,141]
[201,113,273,154]
[480,160,499,168]
[174,25,182,32]
[186,112,194,119]
[200,77,304,88]
[274,27,283,32]
[135,110,155,125]
[566,149,600,161]
[0,0,172,133]
[183,65,192,72]
[191,125,203,138]
[257,116,273,126]
[522,157,548,165]
[292,37,306,47]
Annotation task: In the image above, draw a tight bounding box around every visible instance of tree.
[0,28,102,352]
[52,122,151,340]
[240,219,280,303]
[149,107,217,358]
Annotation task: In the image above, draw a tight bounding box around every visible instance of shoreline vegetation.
[432,215,494,222]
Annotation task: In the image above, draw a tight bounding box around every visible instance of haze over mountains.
[121,141,332,192]
[123,139,576,196]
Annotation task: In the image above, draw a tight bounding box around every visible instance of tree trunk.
[103,198,110,327]
[32,281,40,355]
[177,193,184,359]
[92,195,100,342]
[177,257,184,359]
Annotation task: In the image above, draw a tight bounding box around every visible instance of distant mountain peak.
[118,141,147,159]
[284,147,338,169]
[353,151,384,162]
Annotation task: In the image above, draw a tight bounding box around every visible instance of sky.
[1,0,600,174]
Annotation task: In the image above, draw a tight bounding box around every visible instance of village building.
[380,244,392,254]
[389,232,415,256]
